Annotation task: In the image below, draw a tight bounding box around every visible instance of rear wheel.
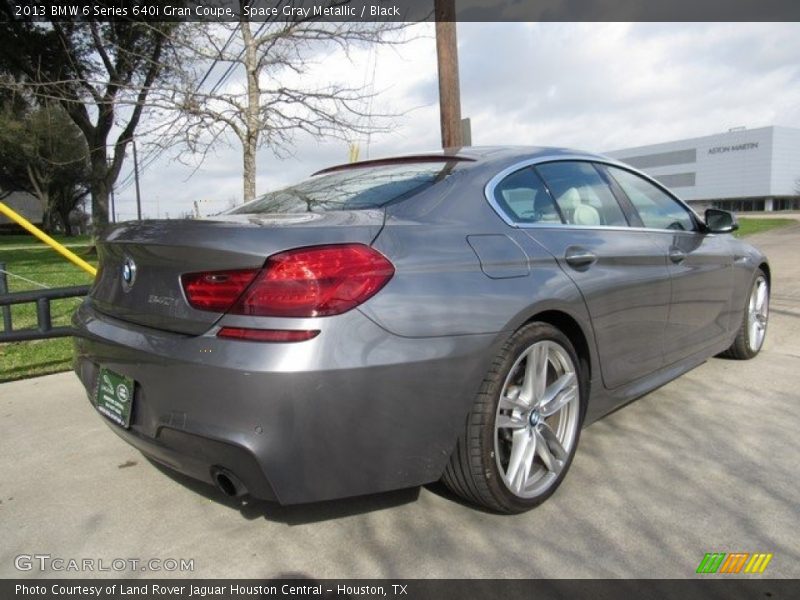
[723,269,769,360]
[442,322,584,513]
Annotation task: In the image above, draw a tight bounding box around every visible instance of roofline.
[312,154,476,176]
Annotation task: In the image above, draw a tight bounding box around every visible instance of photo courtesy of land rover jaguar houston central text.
[73,147,770,513]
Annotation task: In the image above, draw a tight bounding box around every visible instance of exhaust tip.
[212,468,247,498]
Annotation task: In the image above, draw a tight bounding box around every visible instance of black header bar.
[3,579,800,600]
[3,0,800,23]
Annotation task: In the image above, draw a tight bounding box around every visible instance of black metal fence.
[0,262,89,343]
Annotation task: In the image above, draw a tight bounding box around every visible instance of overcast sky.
[112,22,800,220]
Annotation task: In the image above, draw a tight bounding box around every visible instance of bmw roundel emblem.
[121,257,137,292]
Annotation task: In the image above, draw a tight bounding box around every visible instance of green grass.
[0,233,92,247]
[1,237,96,382]
[735,217,795,237]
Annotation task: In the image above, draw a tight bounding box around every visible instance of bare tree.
[0,15,180,228]
[166,9,408,204]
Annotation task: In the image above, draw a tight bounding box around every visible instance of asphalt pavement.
[1,224,799,579]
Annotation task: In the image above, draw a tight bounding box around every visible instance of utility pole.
[434,0,462,148]
[132,140,143,221]
[107,157,117,223]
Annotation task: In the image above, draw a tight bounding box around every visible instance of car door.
[500,160,672,390]
[602,165,734,364]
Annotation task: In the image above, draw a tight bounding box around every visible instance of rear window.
[227,162,456,214]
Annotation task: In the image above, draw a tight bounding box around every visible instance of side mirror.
[704,208,739,234]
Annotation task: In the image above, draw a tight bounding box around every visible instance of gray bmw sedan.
[73,147,769,513]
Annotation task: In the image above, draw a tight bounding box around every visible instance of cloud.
[458,23,800,152]
[113,22,800,219]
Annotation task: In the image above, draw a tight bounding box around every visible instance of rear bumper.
[72,301,500,504]
[75,357,277,501]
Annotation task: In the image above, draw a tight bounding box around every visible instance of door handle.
[564,247,597,269]
[669,248,687,264]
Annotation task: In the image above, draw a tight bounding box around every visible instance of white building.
[606,126,800,212]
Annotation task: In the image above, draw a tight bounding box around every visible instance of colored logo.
[696,552,773,574]
[121,257,137,292]
[116,384,129,403]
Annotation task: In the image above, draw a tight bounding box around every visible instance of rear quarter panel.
[360,169,606,419]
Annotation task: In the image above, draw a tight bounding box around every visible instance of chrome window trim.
[484,154,703,234]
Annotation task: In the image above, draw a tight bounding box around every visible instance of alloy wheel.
[748,275,769,353]
[494,340,580,498]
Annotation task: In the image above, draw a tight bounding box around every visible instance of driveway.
[1,225,798,579]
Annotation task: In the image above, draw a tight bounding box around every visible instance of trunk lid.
[89,211,384,335]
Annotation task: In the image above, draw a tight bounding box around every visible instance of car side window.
[535,161,629,227]
[606,166,696,232]
[493,167,563,224]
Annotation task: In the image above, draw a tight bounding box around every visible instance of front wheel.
[442,322,585,513]
[722,269,769,360]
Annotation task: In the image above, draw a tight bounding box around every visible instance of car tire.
[722,268,770,360]
[442,322,585,513]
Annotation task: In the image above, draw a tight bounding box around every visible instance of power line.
[207,61,237,96]
[120,21,269,193]
[116,25,244,195]
[208,21,269,96]
[115,19,278,207]
[195,26,239,91]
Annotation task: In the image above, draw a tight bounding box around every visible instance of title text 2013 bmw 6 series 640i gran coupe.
[73,147,769,513]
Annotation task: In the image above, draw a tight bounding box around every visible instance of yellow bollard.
[348,142,360,163]
[0,201,97,277]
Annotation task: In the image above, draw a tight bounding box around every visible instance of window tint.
[493,167,562,224]
[228,162,454,214]
[606,166,695,231]
[535,162,628,227]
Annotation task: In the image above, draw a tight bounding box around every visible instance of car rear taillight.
[181,269,258,312]
[182,244,394,318]
[232,244,394,317]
